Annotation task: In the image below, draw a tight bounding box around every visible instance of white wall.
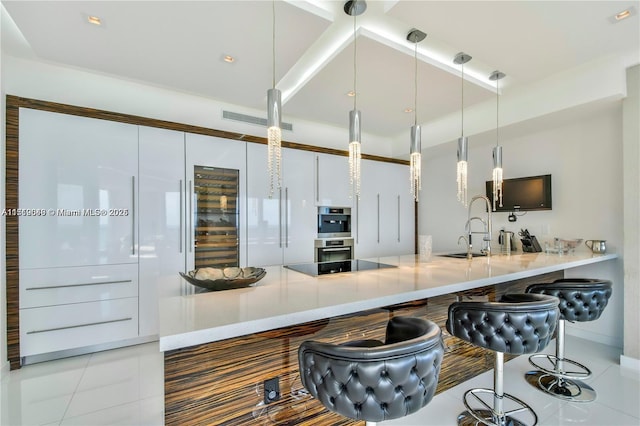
[420,104,624,347]
[623,65,640,364]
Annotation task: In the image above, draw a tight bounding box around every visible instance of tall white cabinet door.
[354,159,381,259]
[380,163,415,256]
[138,126,186,337]
[316,153,352,207]
[185,134,247,270]
[354,161,415,258]
[246,143,282,267]
[247,145,315,266]
[282,148,316,264]
[19,108,138,269]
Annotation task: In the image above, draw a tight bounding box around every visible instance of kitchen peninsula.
[160,252,617,425]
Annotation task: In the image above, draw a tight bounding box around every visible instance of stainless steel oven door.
[314,238,354,262]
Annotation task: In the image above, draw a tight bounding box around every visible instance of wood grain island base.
[164,271,564,425]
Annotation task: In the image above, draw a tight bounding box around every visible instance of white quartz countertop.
[158,252,617,351]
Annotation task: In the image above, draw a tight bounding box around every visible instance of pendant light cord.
[353,13,357,111]
[272,0,276,89]
[414,41,418,126]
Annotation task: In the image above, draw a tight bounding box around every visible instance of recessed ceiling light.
[347,90,356,97]
[404,107,413,113]
[223,55,235,63]
[610,6,636,22]
[87,15,102,26]
[615,9,631,20]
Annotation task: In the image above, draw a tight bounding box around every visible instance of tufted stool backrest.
[526,278,612,322]
[446,293,559,355]
[298,316,444,423]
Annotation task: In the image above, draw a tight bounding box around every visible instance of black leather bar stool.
[298,316,444,425]
[447,293,560,426]
[525,278,612,402]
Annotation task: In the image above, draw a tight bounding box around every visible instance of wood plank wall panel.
[164,270,563,425]
[5,98,20,369]
[3,94,409,369]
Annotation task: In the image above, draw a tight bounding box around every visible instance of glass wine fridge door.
[193,166,239,268]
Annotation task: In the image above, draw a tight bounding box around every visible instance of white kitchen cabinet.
[18,108,139,269]
[315,153,353,208]
[247,144,316,266]
[138,126,186,337]
[20,264,138,309]
[185,133,247,270]
[354,160,414,258]
[20,297,139,357]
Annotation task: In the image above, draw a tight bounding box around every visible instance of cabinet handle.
[131,176,136,255]
[377,193,380,244]
[278,187,283,248]
[285,187,289,248]
[188,180,193,253]
[26,317,133,335]
[179,179,184,254]
[26,280,132,291]
[398,195,401,242]
[316,156,319,203]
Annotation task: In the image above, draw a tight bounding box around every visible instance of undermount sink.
[439,252,488,259]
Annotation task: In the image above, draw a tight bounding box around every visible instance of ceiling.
[2,1,639,142]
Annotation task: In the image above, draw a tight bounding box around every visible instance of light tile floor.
[1,336,638,425]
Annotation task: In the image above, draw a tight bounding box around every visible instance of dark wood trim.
[4,95,409,164]
[5,97,20,369]
[4,94,411,369]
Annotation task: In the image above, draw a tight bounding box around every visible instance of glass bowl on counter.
[545,238,583,254]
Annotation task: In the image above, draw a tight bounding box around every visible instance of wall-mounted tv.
[485,174,552,212]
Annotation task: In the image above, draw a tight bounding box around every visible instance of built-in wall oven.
[317,207,351,238]
[314,238,354,263]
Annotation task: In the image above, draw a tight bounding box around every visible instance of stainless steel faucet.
[466,195,493,256]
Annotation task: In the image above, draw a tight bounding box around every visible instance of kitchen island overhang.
[159,252,618,352]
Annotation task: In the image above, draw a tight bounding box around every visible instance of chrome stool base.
[525,370,596,403]
[457,410,529,426]
[458,388,538,426]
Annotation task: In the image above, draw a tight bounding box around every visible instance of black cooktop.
[284,259,397,277]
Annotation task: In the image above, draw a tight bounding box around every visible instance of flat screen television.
[485,174,552,212]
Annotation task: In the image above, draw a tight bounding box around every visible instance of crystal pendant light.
[454,52,472,207]
[489,70,506,211]
[267,0,282,198]
[345,0,366,199]
[407,29,426,202]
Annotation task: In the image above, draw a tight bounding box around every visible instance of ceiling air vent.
[222,110,293,131]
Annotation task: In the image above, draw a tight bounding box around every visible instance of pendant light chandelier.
[489,70,506,211]
[267,0,282,198]
[407,29,426,202]
[454,52,472,207]
[345,0,366,199]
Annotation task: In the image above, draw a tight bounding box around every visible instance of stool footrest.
[460,388,538,426]
[529,353,592,380]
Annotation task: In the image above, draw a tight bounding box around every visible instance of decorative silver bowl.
[179,267,266,291]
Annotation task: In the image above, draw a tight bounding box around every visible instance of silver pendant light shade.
[489,70,506,211]
[407,28,426,202]
[454,52,471,207]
